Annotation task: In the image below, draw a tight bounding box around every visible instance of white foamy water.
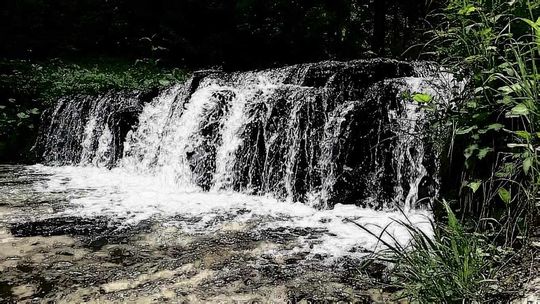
[212,80,273,191]
[26,164,433,259]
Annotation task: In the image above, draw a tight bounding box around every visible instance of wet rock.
[298,59,414,88]
[0,281,14,303]
[36,91,152,166]
[15,263,33,273]
[10,217,114,237]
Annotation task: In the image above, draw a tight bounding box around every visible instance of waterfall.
[36,59,462,210]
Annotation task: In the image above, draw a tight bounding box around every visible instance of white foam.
[27,164,433,259]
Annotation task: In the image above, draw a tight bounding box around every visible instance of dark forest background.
[0,0,437,69]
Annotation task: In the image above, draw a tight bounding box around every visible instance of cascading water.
[36,59,462,210]
[38,91,150,168]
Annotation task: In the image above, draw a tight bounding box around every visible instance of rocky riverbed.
[1,166,539,303]
[0,165,416,303]
[0,218,385,303]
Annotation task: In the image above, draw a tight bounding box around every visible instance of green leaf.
[16,112,29,119]
[486,123,504,131]
[498,188,511,205]
[158,79,171,86]
[465,55,482,63]
[506,104,529,117]
[456,126,477,135]
[497,95,513,105]
[458,4,477,15]
[521,17,540,52]
[498,62,516,76]
[442,200,460,232]
[515,131,531,140]
[466,101,477,108]
[477,147,493,160]
[499,83,523,94]
[412,93,432,103]
[466,181,482,193]
[29,108,40,115]
[464,144,478,159]
[523,157,533,175]
[496,163,516,178]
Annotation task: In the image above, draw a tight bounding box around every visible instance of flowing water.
[0,59,464,302]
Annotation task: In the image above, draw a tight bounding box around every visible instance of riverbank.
[0,164,430,303]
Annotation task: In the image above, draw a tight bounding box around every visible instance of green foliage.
[412,93,433,103]
[1,58,188,103]
[354,201,499,303]
[0,99,40,137]
[427,0,539,244]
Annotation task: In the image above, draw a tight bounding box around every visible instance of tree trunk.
[372,0,386,56]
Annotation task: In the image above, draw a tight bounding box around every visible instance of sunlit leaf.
[496,163,516,178]
[499,83,523,94]
[466,181,482,193]
[496,95,513,105]
[515,131,531,140]
[477,147,493,160]
[16,112,29,119]
[523,157,533,175]
[521,17,540,52]
[456,126,477,135]
[459,4,477,15]
[413,93,432,103]
[506,104,529,117]
[158,79,171,86]
[486,123,504,131]
[464,144,478,159]
[498,188,511,205]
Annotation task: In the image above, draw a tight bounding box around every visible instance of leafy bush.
[426,0,539,244]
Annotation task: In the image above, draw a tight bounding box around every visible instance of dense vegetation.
[437,0,538,248]
[0,0,538,302]
[373,0,539,302]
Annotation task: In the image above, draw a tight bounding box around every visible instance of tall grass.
[353,202,496,303]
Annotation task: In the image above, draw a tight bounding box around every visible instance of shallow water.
[0,164,432,303]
